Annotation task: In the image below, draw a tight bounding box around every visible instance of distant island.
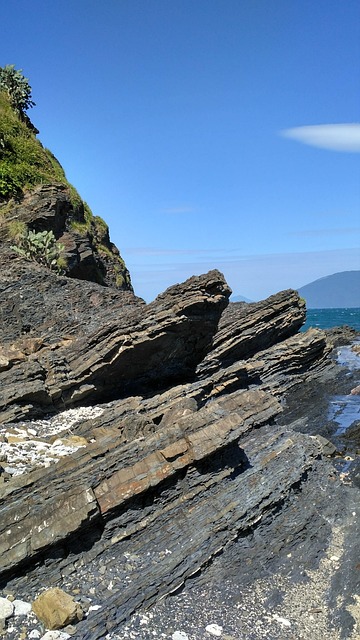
[230,294,253,303]
[297,271,360,308]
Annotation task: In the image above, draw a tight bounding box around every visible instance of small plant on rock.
[11,228,66,272]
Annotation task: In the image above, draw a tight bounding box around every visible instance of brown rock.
[32,588,83,630]
[350,385,360,395]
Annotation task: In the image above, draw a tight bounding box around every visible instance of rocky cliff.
[0,249,359,638]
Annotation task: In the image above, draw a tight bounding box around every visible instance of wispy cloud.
[288,227,360,238]
[128,247,360,302]
[281,123,360,152]
[123,247,242,258]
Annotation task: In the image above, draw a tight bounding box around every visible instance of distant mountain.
[230,294,253,303]
[297,271,360,308]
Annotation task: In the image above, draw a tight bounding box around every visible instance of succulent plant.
[11,228,66,272]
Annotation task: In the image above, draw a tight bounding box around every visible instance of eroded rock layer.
[0,261,358,638]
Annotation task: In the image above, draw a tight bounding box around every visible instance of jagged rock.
[0,184,132,290]
[0,259,357,637]
[0,388,279,574]
[32,588,83,630]
[312,434,337,457]
[0,414,326,638]
[0,267,230,422]
[325,325,359,347]
[0,252,141,346]
[197,290,306,377]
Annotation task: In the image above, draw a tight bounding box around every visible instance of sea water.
[300,308,360,436]
[302,308,360,332]
[328,341,360,436]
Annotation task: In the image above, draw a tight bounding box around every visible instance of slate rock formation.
[1,248,358,637]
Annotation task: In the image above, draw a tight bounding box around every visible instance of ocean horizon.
[302,308,360,332]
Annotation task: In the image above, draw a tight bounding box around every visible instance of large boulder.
[32,588,83,630]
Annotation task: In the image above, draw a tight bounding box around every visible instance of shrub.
[0,65,35,117]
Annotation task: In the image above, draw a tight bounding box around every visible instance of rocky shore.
[0,246,359,639]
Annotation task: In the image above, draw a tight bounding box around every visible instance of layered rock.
[0,184,132,290]
[0,258,357,637]
[0,264,230,422]
[197,289,306,377]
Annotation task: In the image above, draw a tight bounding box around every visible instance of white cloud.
[281,123,360,152]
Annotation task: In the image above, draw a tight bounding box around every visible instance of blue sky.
[2,0,359,301]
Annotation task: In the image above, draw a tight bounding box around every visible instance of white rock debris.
[0,405,104,477]
[272,613,292,627]
[205,623,223,636]
[0,596,14,621]
[172,632,189,640]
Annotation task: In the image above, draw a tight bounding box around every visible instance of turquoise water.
[302,308,360,332]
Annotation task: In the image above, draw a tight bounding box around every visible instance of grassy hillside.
[0,91,75,202]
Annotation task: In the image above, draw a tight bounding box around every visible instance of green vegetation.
[0,67,110,235]
[0,66,84,206]
[0,91,69,200]
[69,220,89,234]
[6,219,27,240]
[11,228,66,272]
[0,66,130,289]
[0,65,35,117]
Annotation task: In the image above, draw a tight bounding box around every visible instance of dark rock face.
[1,184,132,290]
[325,324,359,347]
[0,264,230,421]
[0,258,359,638]
[197,290,306,376]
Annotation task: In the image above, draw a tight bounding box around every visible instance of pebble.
[272,613,291,627]
[13,599,32,616]
[0,596,14,620]
[205,623,223,636]
[40,632,71,640]
[62,625,77,635]
[172,632,189,640]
